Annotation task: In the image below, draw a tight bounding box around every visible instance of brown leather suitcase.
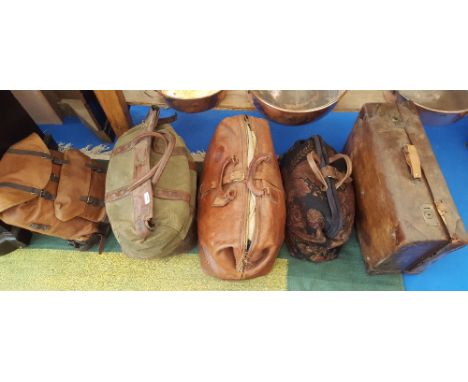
[345,101,468,274]
[198,115,286,280]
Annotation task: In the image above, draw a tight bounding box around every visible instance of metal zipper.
[240,115,256,272]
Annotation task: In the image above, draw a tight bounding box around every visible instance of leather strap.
[6,148,68,165]
[105,131,176,202]
[86,162,106,173]
[79,195,105,207]
[329,153,353,189]
[0,182,55,200]
[132,127,155,239]
[127,131,176,192]
[403,144,421,179]
[307,152,328,190]
[306,152,352,191]
[247,154,272,196]
[131,109,175,239]
[210,152,280,206]
[50,174,60,183]
[155,188,191,204]
[30,223,50,231]
[7,148,51,159]
[111,113,178,157]
[212,155,238,207]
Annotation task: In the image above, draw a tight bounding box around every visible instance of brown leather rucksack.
[0,133,108,251]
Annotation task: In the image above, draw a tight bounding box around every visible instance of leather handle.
[307,152,352,190]
[329,153,353,189]
[212,156,238,207]
[307,152,328,190]
[403,144,422,179]
[126,131,175,192]
[247,155,271,196]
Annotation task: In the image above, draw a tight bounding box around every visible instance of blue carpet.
[39,105,468,290]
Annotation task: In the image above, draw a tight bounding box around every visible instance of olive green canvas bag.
[105,107,197,259]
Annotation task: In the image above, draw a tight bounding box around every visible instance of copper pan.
[249,90,346,126]
[384,90,468,126]
[158,90,226,113]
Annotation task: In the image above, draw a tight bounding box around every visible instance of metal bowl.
[250,90,346,125]
[158,90,225,113]
[396,90,468,125]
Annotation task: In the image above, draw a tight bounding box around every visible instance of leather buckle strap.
[86,162,106,173]
[6,148,51,159]
[51,157,69,165]
[38,188,55,200]
[80,195,105,207]
[6,148,70,166]
[50,173,60,183]
[30,223,50,231]
[0,182,55,200]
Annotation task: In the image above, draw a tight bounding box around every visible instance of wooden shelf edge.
[123,90,387,112]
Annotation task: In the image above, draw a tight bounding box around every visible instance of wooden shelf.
[123,90,387,112]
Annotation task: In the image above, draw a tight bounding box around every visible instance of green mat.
[0,231,403,291]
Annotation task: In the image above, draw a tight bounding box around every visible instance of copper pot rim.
[397,91,468,114]
[250,90,347,114]
[158,90,224,102]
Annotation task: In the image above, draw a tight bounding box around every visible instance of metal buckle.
[85,196,101,206]
[86,195,97,206]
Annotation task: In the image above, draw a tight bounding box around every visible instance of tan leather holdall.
[105,107,197,259]
[198,115,286,280]
[0,133,108,250]
[345,101,468,274]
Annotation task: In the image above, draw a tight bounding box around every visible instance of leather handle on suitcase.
[247,154,273,196]
[403,144,422,179]
[212,155,238,207]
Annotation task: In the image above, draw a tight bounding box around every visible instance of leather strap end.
[212,189,237,207]
[403,144,422,179]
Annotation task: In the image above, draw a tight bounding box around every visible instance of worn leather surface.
[0,133,107,243]
[198,115,286,280]
[281,136,355,262]
[345,102,468,274]
[105,109,197,259]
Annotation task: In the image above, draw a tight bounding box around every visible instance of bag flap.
[0,133,52,213]
[79,164,107,223]
[54,150,92,222]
